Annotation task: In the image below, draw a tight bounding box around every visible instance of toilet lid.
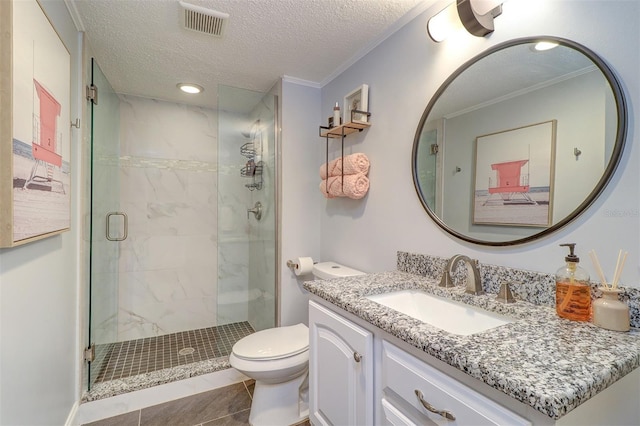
[232,323,309,361]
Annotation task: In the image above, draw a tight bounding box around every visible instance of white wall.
[319,0,640,286]
[0,0,81,424]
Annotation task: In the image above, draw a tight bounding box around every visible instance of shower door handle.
[106,212,128,241]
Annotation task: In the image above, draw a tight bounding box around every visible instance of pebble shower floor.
[90,322,255,385]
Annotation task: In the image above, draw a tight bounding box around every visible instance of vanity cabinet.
[380,341,529,425]
[309,301,374,426]
[309,298,640,425]
[309,300,525,425]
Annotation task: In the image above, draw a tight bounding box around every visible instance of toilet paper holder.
[287,257,316,276]
[286,260,298,269]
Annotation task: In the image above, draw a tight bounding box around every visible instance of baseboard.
[65,401,80,426]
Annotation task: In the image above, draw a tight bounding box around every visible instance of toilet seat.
[232,323,309,361]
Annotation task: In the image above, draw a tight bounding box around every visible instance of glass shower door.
[88,58,122,389]
[217,85,277,332]
[415,119,443,217]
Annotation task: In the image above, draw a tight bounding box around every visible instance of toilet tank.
[312,261,365,280]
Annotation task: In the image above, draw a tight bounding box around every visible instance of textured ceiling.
[69,0,431,109]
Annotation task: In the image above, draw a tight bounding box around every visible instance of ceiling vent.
[179,1,228,37]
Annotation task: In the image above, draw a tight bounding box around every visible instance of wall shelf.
[319,110,371,196]
[319,121,371,138]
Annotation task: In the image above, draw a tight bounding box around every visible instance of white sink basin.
[366,290,513,336]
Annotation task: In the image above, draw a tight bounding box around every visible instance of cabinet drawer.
[381,341,529,426]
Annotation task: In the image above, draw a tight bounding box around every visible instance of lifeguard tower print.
[484,159,535,205]
[473,121,556,227]
[24,80,65,192]
[6,0,71,245]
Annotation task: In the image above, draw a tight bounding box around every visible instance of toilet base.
[249,371,309,426]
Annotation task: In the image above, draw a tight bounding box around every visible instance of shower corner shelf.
[241,142,255,158]
[240,142,263,191]
[241,161,263,177]
[245,182,263,191]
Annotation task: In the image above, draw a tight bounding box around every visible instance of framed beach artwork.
[472,120,556,227]
[0,0,71,247]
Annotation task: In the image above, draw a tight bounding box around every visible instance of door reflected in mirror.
[412,37,626,246]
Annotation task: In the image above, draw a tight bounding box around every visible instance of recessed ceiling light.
[533,41,559,51]
[177,83,204,94]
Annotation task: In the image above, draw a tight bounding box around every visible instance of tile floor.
[82,380,311,426]
[91,322,254,385]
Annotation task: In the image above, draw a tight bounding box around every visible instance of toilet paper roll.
[294,257,314,276]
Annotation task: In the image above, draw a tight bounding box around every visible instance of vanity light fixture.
[427,2,463,42]
[427,0,503,42]
[177,83,204,94]
[533,41,559,51]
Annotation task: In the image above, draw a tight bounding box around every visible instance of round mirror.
[412,37,627,246]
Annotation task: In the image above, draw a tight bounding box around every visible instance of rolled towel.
[319,173,369,200]
[319,153,370,180]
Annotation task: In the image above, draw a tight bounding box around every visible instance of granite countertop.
[303,270,640,420]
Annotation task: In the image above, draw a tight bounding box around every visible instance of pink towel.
[319,153,370,180]
[319,173,369,199]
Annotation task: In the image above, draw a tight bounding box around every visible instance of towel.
[319,153,370,180]
[320,173,369,199]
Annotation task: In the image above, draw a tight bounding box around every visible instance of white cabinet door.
[309,301,373,426]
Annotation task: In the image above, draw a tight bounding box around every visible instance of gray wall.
[279,79,323,326]
[0,0,82,424]
[442,70,607,239]
[319,0,640,286]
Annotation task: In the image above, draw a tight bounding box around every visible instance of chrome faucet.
[439,255,484,295]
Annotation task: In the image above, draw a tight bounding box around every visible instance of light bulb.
[177,83,204,94]
[427,3,464,42]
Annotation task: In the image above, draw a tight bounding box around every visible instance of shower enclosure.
[87,58,278,392]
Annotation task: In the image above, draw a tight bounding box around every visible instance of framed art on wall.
[472,120,556,227]
[0,0,71,247]
[343,84,369,124]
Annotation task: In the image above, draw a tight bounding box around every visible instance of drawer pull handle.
[353,352,362,362]
[414,390,456,421]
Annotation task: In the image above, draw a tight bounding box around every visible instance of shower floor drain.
[178,347,196,356]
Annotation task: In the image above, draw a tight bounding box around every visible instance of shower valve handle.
[247,201,262,221]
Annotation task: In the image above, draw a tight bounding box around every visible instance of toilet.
[229,261,365,426]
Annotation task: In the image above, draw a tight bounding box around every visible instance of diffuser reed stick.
[612,250,628,290]
[588,250,609,289]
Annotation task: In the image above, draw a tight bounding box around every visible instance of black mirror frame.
[412,36,627,246]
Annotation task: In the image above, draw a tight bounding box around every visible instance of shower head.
[241,131,251,138]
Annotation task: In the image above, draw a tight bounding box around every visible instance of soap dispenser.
[556,243,591,321]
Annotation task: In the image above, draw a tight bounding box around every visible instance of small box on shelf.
[328,116,343,129]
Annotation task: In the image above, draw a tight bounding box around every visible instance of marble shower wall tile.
[119,95,217,162]
[217,240,249,325]
[117,95,218,340]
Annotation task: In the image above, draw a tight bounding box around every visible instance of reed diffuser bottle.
[556,243,591,321]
